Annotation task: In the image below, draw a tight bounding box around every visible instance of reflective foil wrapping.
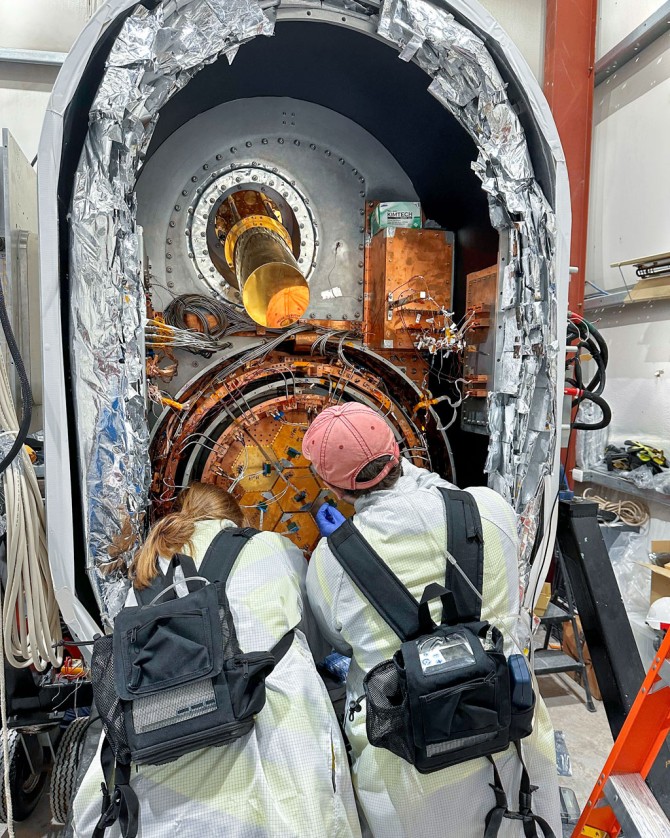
[69,0,275,624]
[377,0,558,586]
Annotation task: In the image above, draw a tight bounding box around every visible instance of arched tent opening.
[37,0,569,636]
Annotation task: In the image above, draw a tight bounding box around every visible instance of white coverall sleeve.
[281,538,332,661]
[306,540,353,657]
[400,459,457,490]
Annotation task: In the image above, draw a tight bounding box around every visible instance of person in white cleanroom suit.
[304,403,561,838]
[71,482,361,838]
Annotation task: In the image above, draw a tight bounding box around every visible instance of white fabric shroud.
[307,461,561,838]
[71,520,361,838]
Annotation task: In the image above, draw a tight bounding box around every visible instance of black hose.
[571,390,612,431]
[0,269,33,475]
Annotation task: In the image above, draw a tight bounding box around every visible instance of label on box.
[370,201,421,237]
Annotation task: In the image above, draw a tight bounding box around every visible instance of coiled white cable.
[581,488,650,527]
[0,582,15,837]
[0,348,62,671]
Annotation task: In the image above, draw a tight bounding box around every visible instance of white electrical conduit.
[0,350,62,671]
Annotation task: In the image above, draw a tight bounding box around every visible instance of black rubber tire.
[50,717,90,825]
[0,729,48,822]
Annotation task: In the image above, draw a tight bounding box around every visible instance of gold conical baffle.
[235,226,309,328]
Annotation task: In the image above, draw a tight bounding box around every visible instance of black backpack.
[329,488,556,838]
[90,527,294,838]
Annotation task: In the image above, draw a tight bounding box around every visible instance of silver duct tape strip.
[70,0,275,624]
[377,0,558,584]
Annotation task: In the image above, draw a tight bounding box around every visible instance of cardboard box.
[534,582,551,618]
[643,540,670,604]
[369,201,421,237]
[628,276,670,302]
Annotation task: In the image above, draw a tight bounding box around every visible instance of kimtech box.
[370,201,421,237]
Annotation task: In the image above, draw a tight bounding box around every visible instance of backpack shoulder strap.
[438,487,484,622]
[134,554,200,607]
[328,521,421,641]
[198,526,260,584]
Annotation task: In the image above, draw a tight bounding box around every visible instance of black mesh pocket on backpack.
[91,634,130,763]
[216,582,241,660]
[363,658,413,764]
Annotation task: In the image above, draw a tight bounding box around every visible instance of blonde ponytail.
[131,482,246,589]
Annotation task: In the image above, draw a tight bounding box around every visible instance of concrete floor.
[540,672,613,809]
[0,673,613,838]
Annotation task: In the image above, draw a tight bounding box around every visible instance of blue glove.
[315,503,346,537]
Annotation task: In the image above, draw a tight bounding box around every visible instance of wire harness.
[566,313,612,431]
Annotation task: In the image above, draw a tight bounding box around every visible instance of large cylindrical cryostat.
[216,188,309,327]
[37,0,570,636]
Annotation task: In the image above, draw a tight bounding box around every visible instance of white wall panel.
[478,0,546,80]
[586,27,670,453]
[0,0,90,53]
[597,0,667,59]
[0,88,51,160]
[587,32,670,290]
[594,308,670,449]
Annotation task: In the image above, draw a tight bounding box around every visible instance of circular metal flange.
[187,164,318,305]
[139,97,417,326]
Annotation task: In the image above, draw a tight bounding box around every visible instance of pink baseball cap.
[302,403,400,490]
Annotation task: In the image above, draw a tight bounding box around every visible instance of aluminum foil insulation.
[70,0,557,621]
[376,0,558,583]
[70,0,274,621]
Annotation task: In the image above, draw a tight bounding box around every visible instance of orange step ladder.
[573,627,670,837]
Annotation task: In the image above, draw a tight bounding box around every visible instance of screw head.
[278,138,284,144]
[203,164,209,170]
[166,267,172,274]
[354,311,361,319]
[191,176,198,182]
[216,154,222,160]
[262,138,268,144]
[169,221,175,227]
[166,238,172,245]
[167,279,174,287]
[174,205,181,211]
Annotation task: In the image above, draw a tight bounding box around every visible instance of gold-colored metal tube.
[235,227,309,328]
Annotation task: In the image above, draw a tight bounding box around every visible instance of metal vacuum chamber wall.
[37,0,570,633]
